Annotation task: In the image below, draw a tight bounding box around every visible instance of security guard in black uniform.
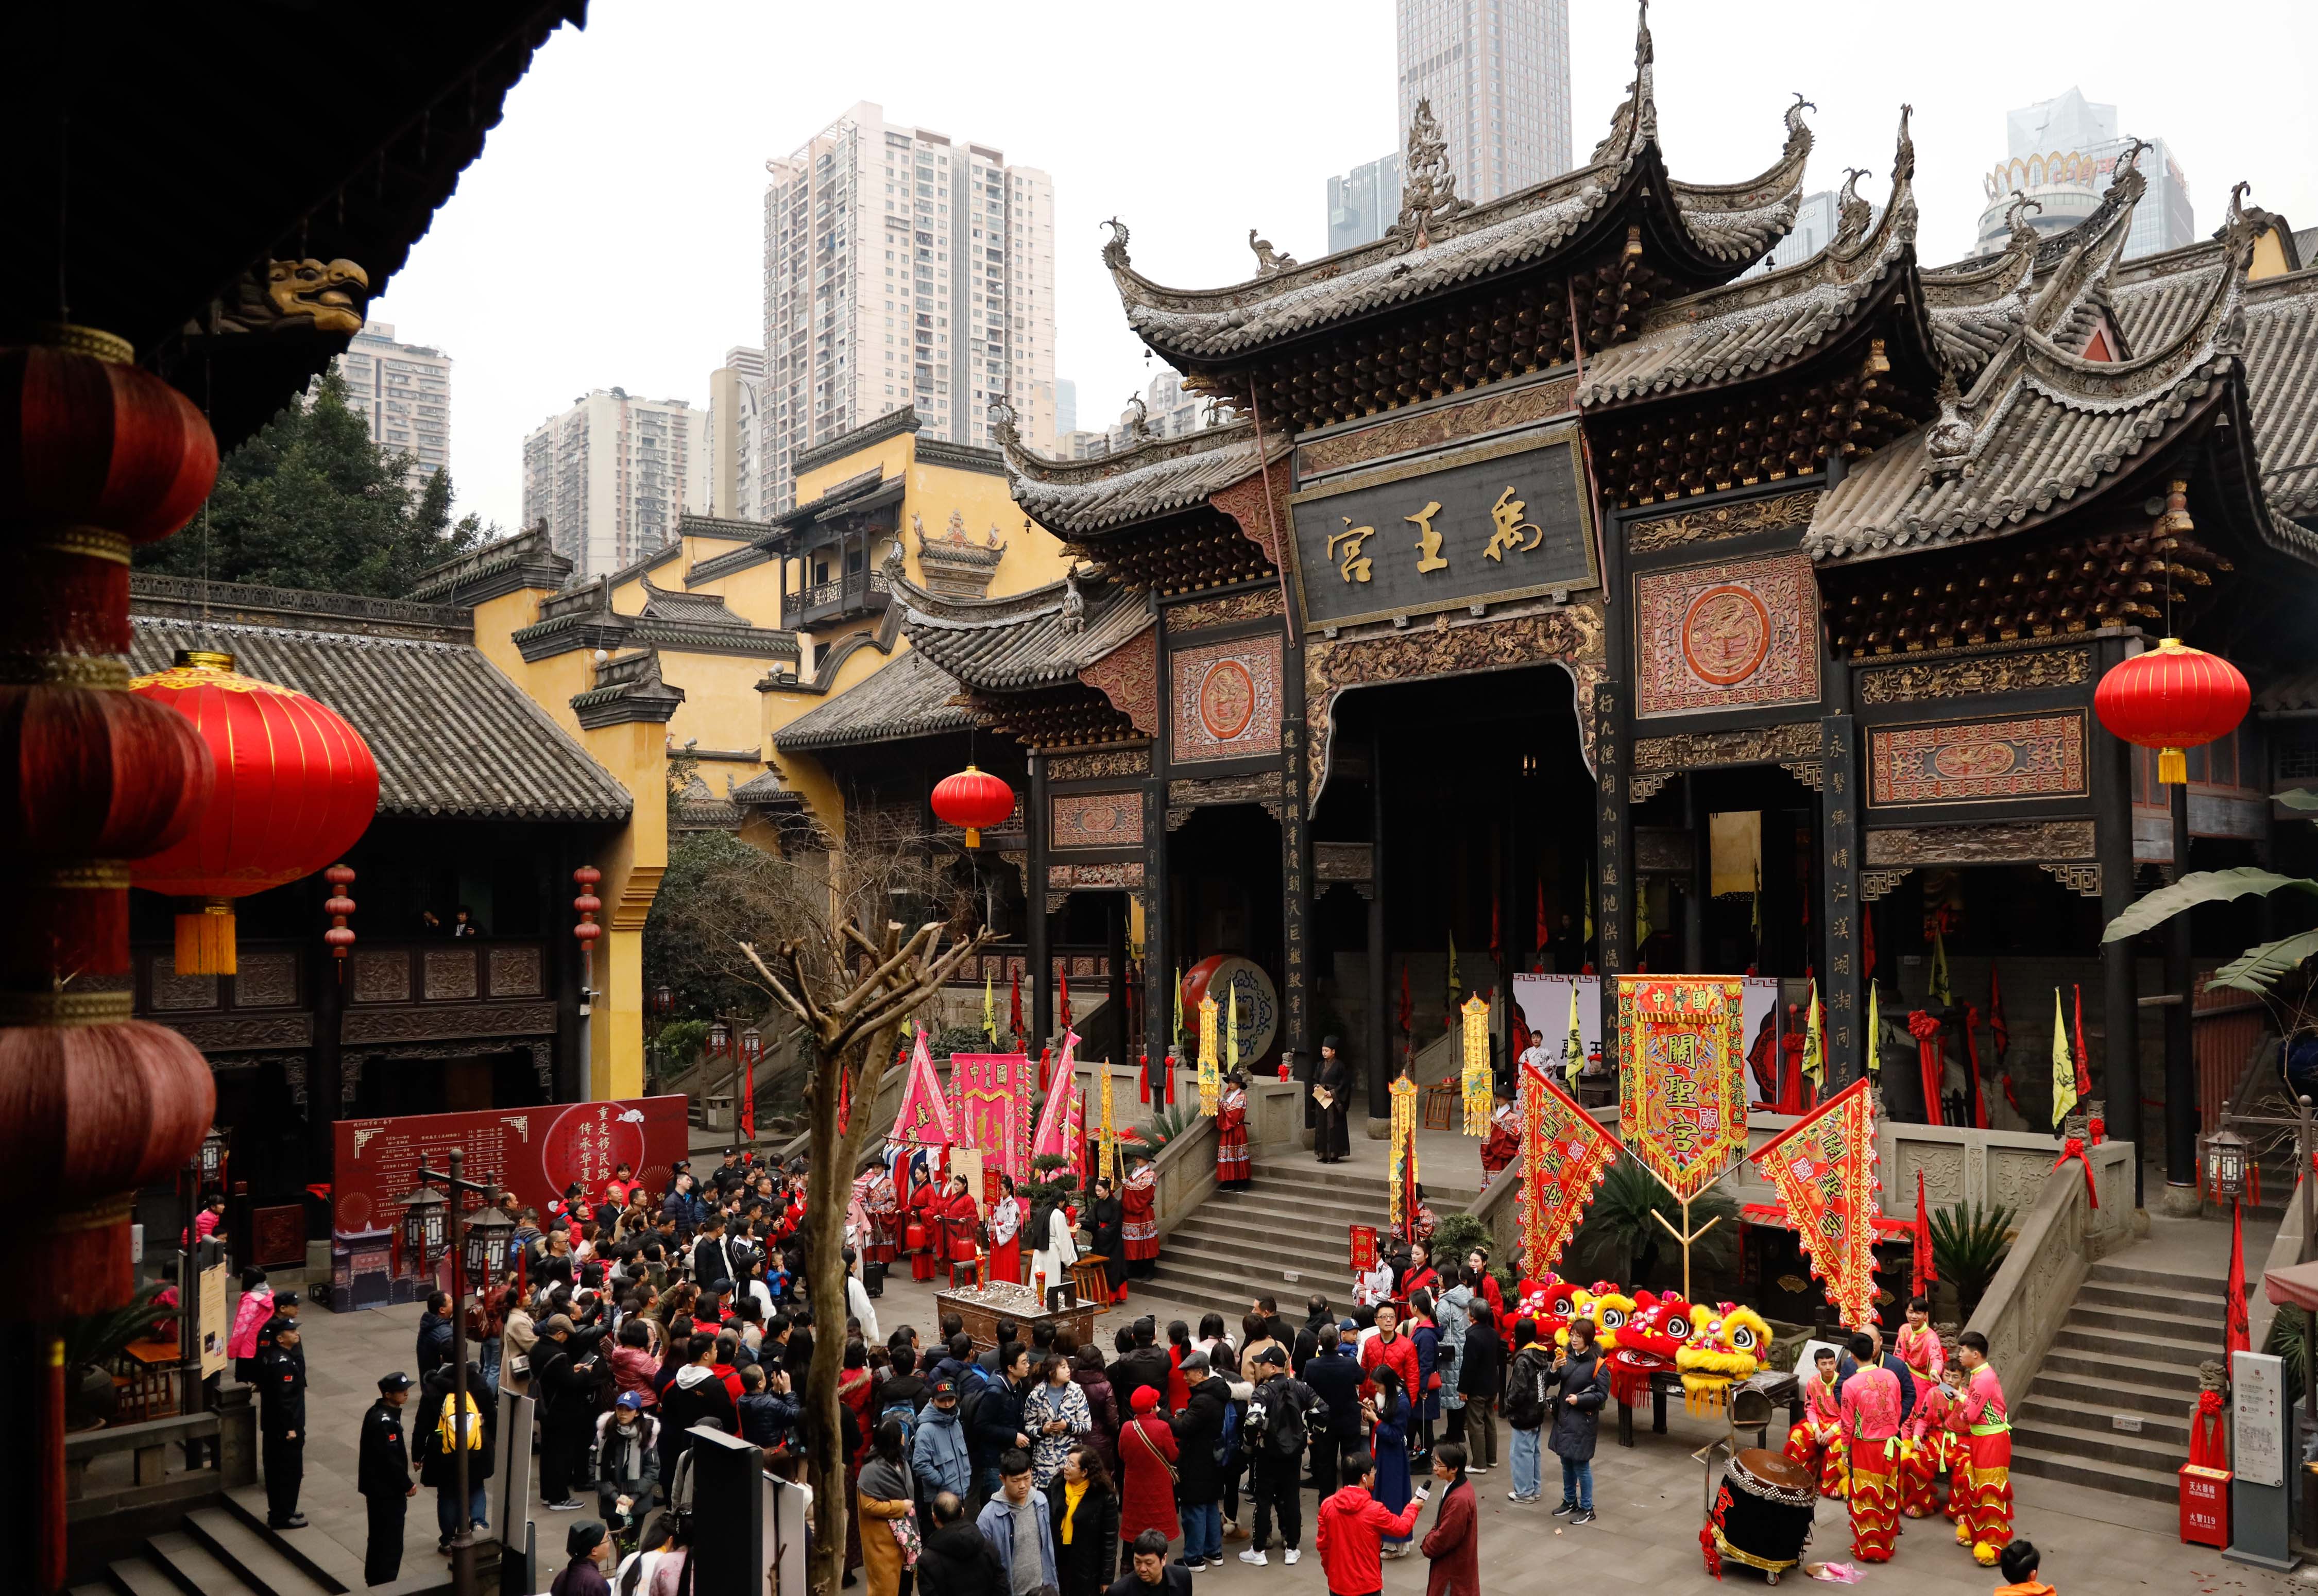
[359,1371,418,1586]
[257,1324,309,1528]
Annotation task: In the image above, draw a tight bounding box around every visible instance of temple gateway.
[863,8,2318,1214]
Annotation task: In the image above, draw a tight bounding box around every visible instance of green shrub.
[1927,1200,2016,1320]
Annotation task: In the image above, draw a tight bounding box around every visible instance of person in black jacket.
[417,1292,454,1378]
[1313,1038,1352,1164]
[1238,1346,1315,1566]
[1300,1324,1364,1505]
[968,1343,1034,1509]
[258,1324,309,1528]
[1109,1318,1172,1419]
[1048,1444,1121,1596]
[1546,1318,1609,1524]
[1171,1350,1231,1569]
[691,1213,739,1297]
[916,1491,1007,1596]
[415,1359,497,1548]
[358,1371,416,1585]
[1291,1297,1333,1379]
[1455,1301,1502,1475]
[1105,1528,1194,1596]
[535,1315,603,1510]
[658,1332,741,1485]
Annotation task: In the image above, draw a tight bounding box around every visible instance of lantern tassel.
[965,827,981,848]
[175,898,237,975]
[2159,746,2186,785]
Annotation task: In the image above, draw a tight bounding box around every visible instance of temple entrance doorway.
[1166,802,1283,1074]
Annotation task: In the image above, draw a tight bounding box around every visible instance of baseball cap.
[378,1371,413,1393]
[1257,1346,1287,1366]
[617,1391,646,1410]
[931,1379,958,1399]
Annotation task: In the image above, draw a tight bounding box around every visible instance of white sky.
[369,0,2318,536]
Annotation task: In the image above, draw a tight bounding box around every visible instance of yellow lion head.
[1675,1303,1773,1415]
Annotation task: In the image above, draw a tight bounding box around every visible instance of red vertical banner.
[1348,1224,1379,1274]
[1616,975,1748,1203]
[1516,1063,1622,1277]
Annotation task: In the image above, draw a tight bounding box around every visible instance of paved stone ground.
[280,1246,2318,1596]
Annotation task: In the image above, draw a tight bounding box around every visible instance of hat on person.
[1257,1346,1287,1366]
[378,1371,413,1393]
[567,1519,607,1559]
[710,1278,736,1296]
[931,1379,958,1400]
[617,1391,646,1410]
[540,1314,576,1336]
[1340,1318,1360,1332]
[1322,1035,1341,1052]
[272,1291,301,1310]
[1180,1350,1210,1374]
[1131,1386,1160,1413]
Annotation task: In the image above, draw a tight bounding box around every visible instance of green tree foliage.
[1927,1200,2016,1320]
[1568,1157,1738,1289]
[135,371,489,597]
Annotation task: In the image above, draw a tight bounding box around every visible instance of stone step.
[2049,1323,2219,1363]
[2013,1408,2190,1473]
[99,1557,183,1596]
[185,1506,338,1596]
[144,1531,257,1596]
[2029,1369,2193,1418]
[1245,1164,1479,1206]
[2009,1442,2178,1503]
[223,1485,371,1595]
[2016,1392,2191,1450]
[2037,1346,2205,1397]
[2073,1280,2227,1322]
[1169,1213,1359,1269]
[2064,1301,2226,1344]
[2084,1259,2229,1292]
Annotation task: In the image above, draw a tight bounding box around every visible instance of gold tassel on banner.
[1461,992,1492,1135]
[1198,991,1221,1116]
[1389,1071,1418,1232]
[1228,989,1239,1072]
[1100,1062,1117,1184]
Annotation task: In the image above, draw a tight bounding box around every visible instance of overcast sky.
[370,0,2318,536]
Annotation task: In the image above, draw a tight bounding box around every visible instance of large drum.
[1180,956,1279,1062]
[1705,1448,1816,1584]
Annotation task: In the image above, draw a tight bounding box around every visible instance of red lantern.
[129,649,380,974]
[2094,637,2250,785]
[573,865,603,953]
[323,863,357,969]
[931,764,1015,848]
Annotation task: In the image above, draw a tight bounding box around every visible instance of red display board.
[1349,1224,1379,1273]
[331,1095,689,1237]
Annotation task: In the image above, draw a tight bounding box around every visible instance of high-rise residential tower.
[1971,88,2193,261]
[1395,0,1572,207]
[520,389,708,578]
[759,102,1056,514]
[330,321,451,493]
[1326,152,1406,254]
[708,346,766,521]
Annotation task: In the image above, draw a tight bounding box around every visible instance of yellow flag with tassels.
[1227,989,1239,1071]
[1461,992,1492,1134]
[1803,980,1825,1091]
[1930,928,1954,1007]
[1389,1071,1418,1232]
[1562,980,1586,1086]
[1865,979,1881,1075]
[2051,987,2077,1128]
[1197,990,1220,1116]
[982,971,996,1043]
[1583,874,1595,946]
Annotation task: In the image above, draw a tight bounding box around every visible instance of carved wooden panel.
[1862,819,2097,867]
[1051,791,1145,850]
[1044,862,1145,891]
[1079,625,1158,736]
[1867,712,2088,806]
[1855,647,2092,706]
[488,943,544,998]
[1170,633,1284,764]
[235,951,298,1008]
[150,956,219,1012]
[1294,377,1578,478]
[1048,749,1149,781]
[1626,490,1818,555]
[1162,589,1283,633]
[1633,552,1820,718]
[342,1002,557,1045]
[165,1014,313,1051]
[424,948,479,1001]
[351,950,410,1004]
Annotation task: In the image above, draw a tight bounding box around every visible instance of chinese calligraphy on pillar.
[1820,714,1862,1086]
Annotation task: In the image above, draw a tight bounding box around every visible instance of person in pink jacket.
[229,1267,274,1383]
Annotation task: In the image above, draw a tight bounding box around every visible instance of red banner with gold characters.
[1348,1224,1379,1274]
[949,1052,1036,1185]
[1616,974,1749,1203]
[1747,1077,1881,1329]
[1517,1062,1623,1275]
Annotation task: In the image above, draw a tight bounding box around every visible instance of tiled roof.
[901,569,1152,691]
[129,616,632,822]
[998,418,1285,536]
[638,576,741,626]
[2241,268,2318,526]
[2257,667,2318,715]
[772,646,973,753]
[1102,16,1811,365]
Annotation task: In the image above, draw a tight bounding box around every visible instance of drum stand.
[1694,1386,1799,1586]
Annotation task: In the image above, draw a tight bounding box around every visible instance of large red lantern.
[931,764,1015,848]
[129,649,380,973]
[2094,637,2250,785]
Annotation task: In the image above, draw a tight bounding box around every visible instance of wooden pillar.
[1282,696,1313,1084]
[1820,714,1863,1085]
[1593,681,1633,1067]
[1142,775,1171,1068]
[1368,727,1390,1120]
[2093,637,2142,1204]
[1028,752,1053,1051]
[1683,774,1707,974]
[2163,778,2197,1205]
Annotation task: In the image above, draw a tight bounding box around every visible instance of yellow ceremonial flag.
[1099,1062,1117,1183]
[1583,874,1594,945]
[2051,987,2077,1127]
[1172,966,1184,1054]
[1803,980,1825,1089]
[1227,989,1239,1071]
[1563,980,1586,1085]
[1865,979,1881,1075]
[1636,880,1652,951]
[1931,928,1954,1007]
[982,971,995,1042]
[1198,990,1221,1115]
[1461,992,1492,1135]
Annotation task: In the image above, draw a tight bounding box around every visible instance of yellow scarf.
[1061,1480,1087,1544]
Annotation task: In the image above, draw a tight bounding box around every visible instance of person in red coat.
[907,1170,946,1282]
[1117,1386,1180,1557]
[1215,1074,1251,1190]
[1418,1444,1478,1596]
[1120,1159,1160,1281]
[940,1175,981,1269]
[1478,1093,1520,1189]
[987,1173,1024,1284]
[1360,1304,1420,1403]
[1316,1453,1426,1596]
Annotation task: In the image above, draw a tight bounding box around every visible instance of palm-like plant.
[63,1280,178,1379]
[1140,1103,1199,1153]
[1928,1200,2016,1319]
[1567,1158,1737,1288]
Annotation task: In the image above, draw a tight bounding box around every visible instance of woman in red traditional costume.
[907,1165,946,1282]
[853,1159,900,1267]
[987,1172,1024,1284]
[1784,1343,1848,1498]
[1121,1158,1160,1281]
[1479,1090,1520,1189]
[1216,1072,1251,1190]
[1838,1330,1904,1563]
[1954,1330,2013,1566]
[940,1174,982,1274]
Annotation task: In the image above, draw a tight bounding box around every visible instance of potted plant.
[62,1280,179,1429]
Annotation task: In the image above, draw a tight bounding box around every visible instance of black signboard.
[1287,425,1597,629]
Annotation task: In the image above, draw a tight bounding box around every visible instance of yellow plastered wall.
[659,648,779,754]
[575,716,667,1102]
[2251,224,2295,282]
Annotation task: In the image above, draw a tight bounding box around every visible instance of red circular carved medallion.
[1680,586,1771,686]
[1931,739,2017,779]
[1198,660,1257,742]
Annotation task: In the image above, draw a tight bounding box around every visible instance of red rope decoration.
[2052,1137,2099,1208]
[1908,1010,1946,1127]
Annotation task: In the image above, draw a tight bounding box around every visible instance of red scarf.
[1907,1011,1945,1127]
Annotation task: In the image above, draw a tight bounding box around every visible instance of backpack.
[436,1391,484,1452]
[1214,1398,1242,1467]
[958,1366,993,1438]
[881,1394,919,1451]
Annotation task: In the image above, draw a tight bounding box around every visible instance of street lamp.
[2206,1124,2249,1202]
[400,1182,448,1276]
[406,1149,496,1596]
[653,982,675,1017]
[708,1018,731,1058]
[464,1201,516,1288]
[197,1124,227,1187]
[740,1026,764,1067]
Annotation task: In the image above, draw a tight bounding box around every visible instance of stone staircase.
[2011,1257,2223,1502]
[74,1484,464,1596]
[1129,1158,1479,1326]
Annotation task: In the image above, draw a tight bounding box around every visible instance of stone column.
[1028,751,1052,1051]
[2092,633,2142,1206]
[2162,778,2197,1213]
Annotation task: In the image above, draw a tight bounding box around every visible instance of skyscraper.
[330,322,451,493]
[1395,0,1572,207]
[708,346,766,521]
[521,389,709,577]
[1326,152,1405,254]
[1972,88,2193,261]
[760,102,1056,514]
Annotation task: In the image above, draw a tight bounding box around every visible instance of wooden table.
[938,1280,1098,1355]
[1616,1368,1803,1448]
[1071,1255,1110,1305]
[116,1339,183,1424]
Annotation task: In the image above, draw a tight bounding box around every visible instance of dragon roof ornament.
[1394,97,1473,245]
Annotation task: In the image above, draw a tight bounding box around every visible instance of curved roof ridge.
[996,409,1258,484]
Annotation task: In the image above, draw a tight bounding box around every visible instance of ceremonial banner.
[1349,1224,1379,1274]
[948,1052,1035,1185]
[1616,974,1749,1203]
[1748,1076,1881,1329]
[889,1027,956,1149]
[1513,973,1600,1072]
[1033,1031,1081,1160]
[1516,1062,1623,1276]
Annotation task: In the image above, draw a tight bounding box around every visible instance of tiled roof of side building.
[900,567,1151,692]
[771,645,974,753]
[996,416,1286,536]
[129,616,633,822]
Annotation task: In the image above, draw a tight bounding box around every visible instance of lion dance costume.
[1955,1362,2013,1565]
[1785,1364,1848,1498]
[1838,1359,1904,1561]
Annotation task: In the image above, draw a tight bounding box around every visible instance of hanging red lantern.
[931,764,1015,848]
[323,863,357,971]
[129,650,379,974]
[2094,638,2250,785]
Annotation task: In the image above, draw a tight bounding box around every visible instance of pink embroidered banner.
[949,1051,1035,1185]
[889,1027,957,1149]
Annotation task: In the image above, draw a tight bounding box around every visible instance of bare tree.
[725,815,994,1596]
